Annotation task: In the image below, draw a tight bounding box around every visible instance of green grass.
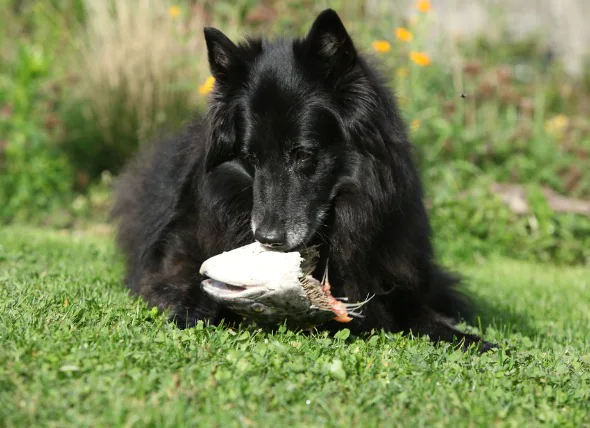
[1,226,589,427]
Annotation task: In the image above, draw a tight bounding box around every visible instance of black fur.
[112,9,494,351]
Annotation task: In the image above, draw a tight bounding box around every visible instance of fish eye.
[250,303,265,313]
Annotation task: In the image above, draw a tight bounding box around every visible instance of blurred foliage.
[429,174,590,266]
[0,37,75,224]
[0,0,589,265]
[58,0,208,178]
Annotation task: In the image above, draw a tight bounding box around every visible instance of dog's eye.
[295,150,312,163]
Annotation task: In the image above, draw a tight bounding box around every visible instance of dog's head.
[203,10,365,250]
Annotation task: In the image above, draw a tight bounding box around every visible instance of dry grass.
[70,0,209,150]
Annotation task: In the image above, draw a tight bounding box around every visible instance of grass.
[1,3,589,425]
[1,226,589,427]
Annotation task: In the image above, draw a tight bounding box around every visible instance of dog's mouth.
[252,204,332,253]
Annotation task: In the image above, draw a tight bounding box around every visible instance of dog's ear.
[204,27,244,84]
[203,28,241,172]
[203,31,263,172]
[305,9,357,78]
[205,108,238,172]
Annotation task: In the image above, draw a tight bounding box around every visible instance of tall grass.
[61,0,209,178]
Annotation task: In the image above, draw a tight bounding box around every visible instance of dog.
[112,9,494,351]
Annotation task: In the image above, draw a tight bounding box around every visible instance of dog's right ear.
[204,27,243,84]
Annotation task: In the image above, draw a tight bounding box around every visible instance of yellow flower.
[395,27,413,42]
[416,0,432,13]
[198,76,216,95]
[372,40,392,53]
[411,119,421,131]
[544,114,569,137]
[169,5,181,18]
[397,67,409,78]
[410,51,432,66]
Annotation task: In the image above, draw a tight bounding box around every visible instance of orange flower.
[169,5,181,18]
[410,51,432,66]
[198,76,215,95]
[372,40,392,53]
[416,0,432,13]
[395,27,413,42]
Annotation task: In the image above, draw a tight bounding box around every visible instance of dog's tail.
[428,265,474,323]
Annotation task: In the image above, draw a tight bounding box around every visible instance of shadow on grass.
[469,293,539,339]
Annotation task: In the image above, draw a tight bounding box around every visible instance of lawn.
[0,226,588,427]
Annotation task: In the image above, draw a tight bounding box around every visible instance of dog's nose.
[254,224,286,248]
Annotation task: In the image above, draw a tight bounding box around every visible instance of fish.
[199,242,372,329]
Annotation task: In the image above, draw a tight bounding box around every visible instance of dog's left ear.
[305,9,357,78]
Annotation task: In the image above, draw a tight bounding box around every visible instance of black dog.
[112,9,493,351]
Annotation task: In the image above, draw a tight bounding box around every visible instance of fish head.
[200,277,335,327]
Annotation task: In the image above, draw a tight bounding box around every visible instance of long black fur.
[112,9,494,351]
